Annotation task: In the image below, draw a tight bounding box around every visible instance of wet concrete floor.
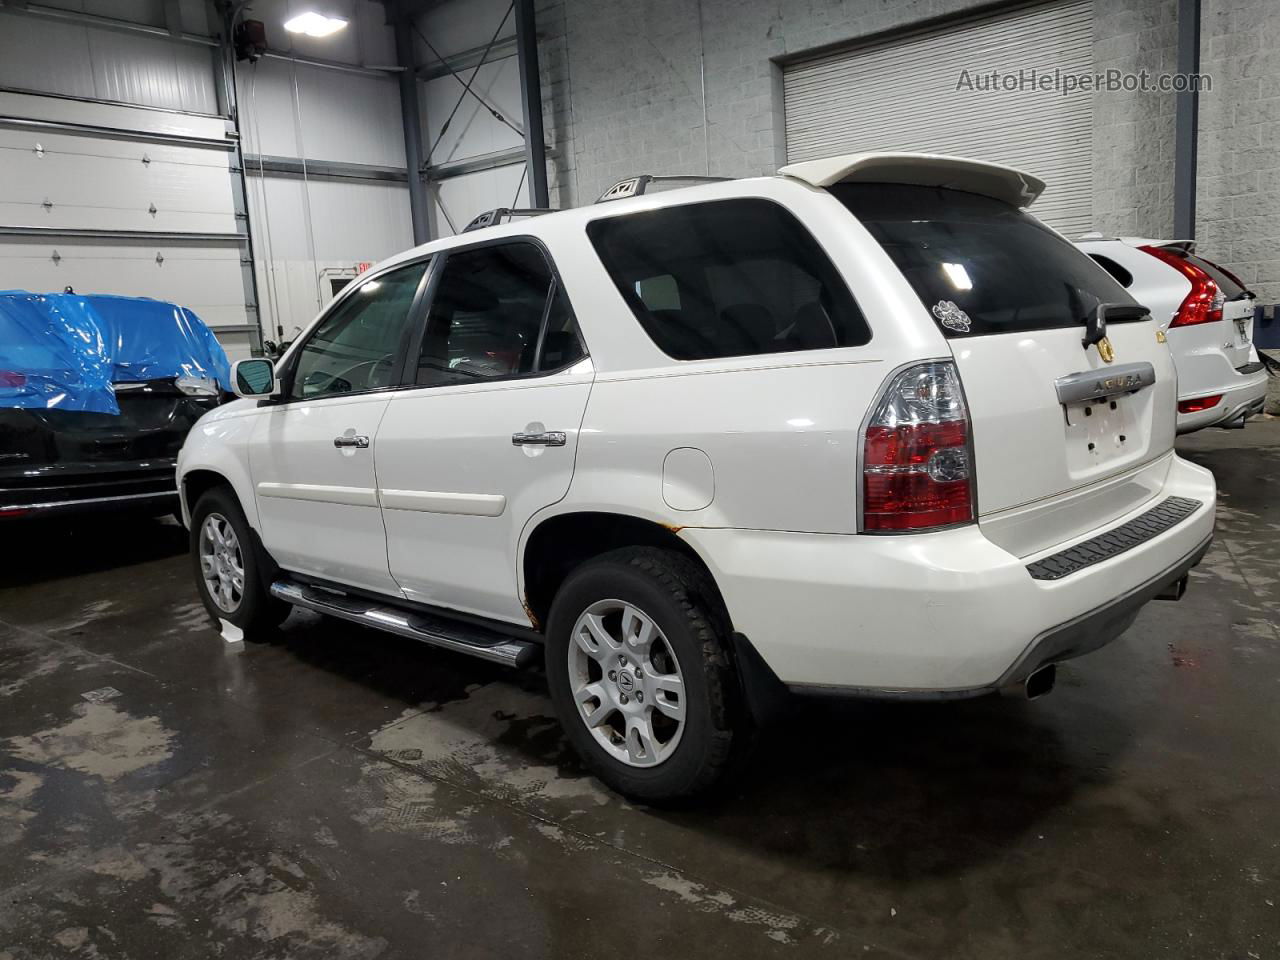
[1,424,1278,958]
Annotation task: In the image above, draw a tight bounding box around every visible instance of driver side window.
[289,261,429,400]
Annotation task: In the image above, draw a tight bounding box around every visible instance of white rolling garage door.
[0,91,257,358]
[783,0,1094,237]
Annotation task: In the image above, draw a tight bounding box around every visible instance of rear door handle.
[333,435,370,449]
[511,431,566,447]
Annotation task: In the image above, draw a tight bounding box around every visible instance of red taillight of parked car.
[1139,245,1223,327]
[0,371,26,388]
[1178,394,1223,414]
[862,361,975,532]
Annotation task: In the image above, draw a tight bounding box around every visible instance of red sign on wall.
[356,261,373,274]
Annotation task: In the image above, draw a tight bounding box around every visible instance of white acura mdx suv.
[1076,236,1268,433]
[179,153,1217,801]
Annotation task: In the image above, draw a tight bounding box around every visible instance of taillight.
[1178,394,1223,414]
[862,361,974,532]
[0,371,26,388]
[1139,245,1223,327]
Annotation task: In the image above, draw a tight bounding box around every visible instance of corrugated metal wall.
[0,5,218,114]
[0,0,418,356]
[0,2,257,356]
[783,0,1095,238]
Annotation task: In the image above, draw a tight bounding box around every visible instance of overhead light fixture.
[283,12,348,37]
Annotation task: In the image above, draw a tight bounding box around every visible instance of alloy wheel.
[199,512,245,614]
[567,599,686,767]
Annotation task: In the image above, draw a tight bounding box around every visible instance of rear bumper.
[991,531,1211,689]
[0,462,178,519]
[680,453,1216,695]
[1175,357,1269,433]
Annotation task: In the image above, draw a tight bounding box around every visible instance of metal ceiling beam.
[0,226,247,242]
[1173,0,1201,239]
[242,154,409,183]
[426,145,526,180]
[394,12,431,243]
[0,113,234,149]
[417,37,517,80]
[258,50,400,78]
[514,0,548,208]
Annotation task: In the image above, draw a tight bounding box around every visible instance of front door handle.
[333,435,370,449]
[511,430,566,447]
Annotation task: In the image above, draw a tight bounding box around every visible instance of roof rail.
[596,175,730,203]
[463,207,558,233]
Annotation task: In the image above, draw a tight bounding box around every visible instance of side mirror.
[231,358,278,399]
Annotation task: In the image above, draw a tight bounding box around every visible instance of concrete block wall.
[1089,0,1179,241]
[1198,0,1280,304]
[536,0,1277,307]
[539,0,1001,206]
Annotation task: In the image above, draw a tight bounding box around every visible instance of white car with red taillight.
[178,152,1217,801]
[1078,236,1268,432]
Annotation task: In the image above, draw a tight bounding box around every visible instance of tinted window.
[833,184,1140,337]
[416,243,582,387]
[290,261,428,400]
[1088,254,1133,288]
[540,283,586,371]
[587,199,871,360]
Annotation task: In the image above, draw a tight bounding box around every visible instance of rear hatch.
[834,183,1178,557]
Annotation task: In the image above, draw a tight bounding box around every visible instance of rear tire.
[189,487,290,639]
[545,547,744,802]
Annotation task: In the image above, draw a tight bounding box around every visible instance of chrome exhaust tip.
[1001,663,1057,700]
[1155,575,1188,601]
[1024,664,1056,700]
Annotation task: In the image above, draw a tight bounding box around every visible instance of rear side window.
[416,242,583,387]
[587,198,871,360]
[833,184,1140,337]
[1088,254,1133,288]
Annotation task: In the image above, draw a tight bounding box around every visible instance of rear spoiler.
[778,152,1046,208]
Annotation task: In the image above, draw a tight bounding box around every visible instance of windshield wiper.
[1082,302,1150,350]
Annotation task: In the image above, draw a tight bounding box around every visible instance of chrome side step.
[269,580,539,668]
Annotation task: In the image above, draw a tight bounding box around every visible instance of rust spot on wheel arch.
[521,597,541,631]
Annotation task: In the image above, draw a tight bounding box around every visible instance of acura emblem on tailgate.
[1054,362,1156,405]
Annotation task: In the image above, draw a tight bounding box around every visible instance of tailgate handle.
[1055,362,1156,405]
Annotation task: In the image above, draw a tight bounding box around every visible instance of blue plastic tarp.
[0,291,231,414]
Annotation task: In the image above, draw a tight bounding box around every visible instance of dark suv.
[0,292,229,520]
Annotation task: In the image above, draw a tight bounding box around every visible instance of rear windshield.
[586,198,871,360]
[832,183,1140,337]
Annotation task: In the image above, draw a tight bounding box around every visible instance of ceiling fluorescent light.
[283,12,349,37]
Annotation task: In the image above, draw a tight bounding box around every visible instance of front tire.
[545,547,743,802]
[189,487,290,638]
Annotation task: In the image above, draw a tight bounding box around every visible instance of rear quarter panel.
[542,176,951,535]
